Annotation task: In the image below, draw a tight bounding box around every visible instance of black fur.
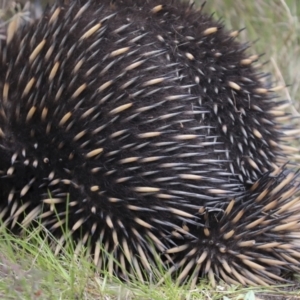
[0,0,299,286]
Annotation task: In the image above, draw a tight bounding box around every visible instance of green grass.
[1,225,299,300]
[1,0,300,299]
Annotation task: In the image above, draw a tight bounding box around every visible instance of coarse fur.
[0,0,300,287]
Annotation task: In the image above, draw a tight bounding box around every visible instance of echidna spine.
[0,0,300,287]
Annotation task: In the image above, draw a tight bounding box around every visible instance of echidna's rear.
[0,0,300,286]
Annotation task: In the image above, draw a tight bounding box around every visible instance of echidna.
[0,0,300,287]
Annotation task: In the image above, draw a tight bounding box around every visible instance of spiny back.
[0,0,297,285]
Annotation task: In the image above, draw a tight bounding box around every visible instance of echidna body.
[0,0,300,287]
